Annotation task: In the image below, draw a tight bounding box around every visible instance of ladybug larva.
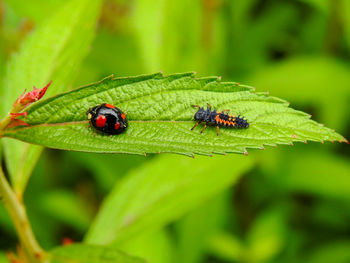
[191,104,249,136]
[87,103,128,135]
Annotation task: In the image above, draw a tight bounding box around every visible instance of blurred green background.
[1,0,350,262]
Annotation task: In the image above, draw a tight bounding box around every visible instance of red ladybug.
[87,103,128,135]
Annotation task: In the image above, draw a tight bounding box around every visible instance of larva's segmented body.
[191,104,249,136]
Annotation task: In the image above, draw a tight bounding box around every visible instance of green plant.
[0,59,346,263]
[0,1,348,263]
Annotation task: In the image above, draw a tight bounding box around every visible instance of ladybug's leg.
[200,124,207,133]
[191,105,200,108]
[216,125,220,136]
[207,103,212,109]
[191,121,201,130]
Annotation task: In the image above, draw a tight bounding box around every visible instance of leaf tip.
[339,138,349,144]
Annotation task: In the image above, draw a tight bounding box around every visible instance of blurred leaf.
[119,230,174,263]
[37,189,91,233]
[260,149,350,200]
[5,0,65,23]
[207,232,243,262]
[66,152,146,192]
[85,154,253,245]
[0,252,9,263]
[245,207,287,263]
[2,73,345,156]
[298,0,329,13]
[132,0,201,73]
[0,203,15,235]
[310,200,350,230]
[343,1,350,49]
[228,2,298,76]
[1,0,102,193]
[175,192,229,263]
[73,30,144,86]
[131,0,165,72]
[304,240,350,263]
[249,56,350,131]
[51,244,145,263]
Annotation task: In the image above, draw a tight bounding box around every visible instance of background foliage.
[0,0,349,263]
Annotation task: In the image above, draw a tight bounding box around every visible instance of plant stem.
[0,114,13,130]
[0,165,45,262]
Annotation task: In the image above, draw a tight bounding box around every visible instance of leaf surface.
[84,154,252,245]
[2,72,346,155]
[50,244,145,263]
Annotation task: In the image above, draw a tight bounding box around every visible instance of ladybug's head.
[194,108,206,121]
[86,106,98,120]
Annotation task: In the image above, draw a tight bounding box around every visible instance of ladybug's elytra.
[87,103,128,135]
[191,104,249,136]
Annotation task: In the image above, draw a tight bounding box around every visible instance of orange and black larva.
[191,104,249,136]
[87,103,128,135]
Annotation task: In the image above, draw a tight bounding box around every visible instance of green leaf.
[207,232,244,262]
[119,230,174,263]
[4,0,65,24]
[260,149,350,200]
[304,240,350,263]
[65,152,146,192]
[37,189,91,232]
[50,244,145,263]
[1,0,102,192]
[245,207,287,262]
[0,252,10,263]
[175,192,229,263]
[249,56,350,131]
[2,72,346,155]
[84,154,252,245]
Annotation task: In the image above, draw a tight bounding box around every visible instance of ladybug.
[191,103,249,136]
[87,103,128,135]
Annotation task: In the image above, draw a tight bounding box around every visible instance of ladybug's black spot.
[87,103,128,135]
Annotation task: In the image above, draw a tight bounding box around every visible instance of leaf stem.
[0,100,27,131]
[0,165,46,262]
[0,114,14,131]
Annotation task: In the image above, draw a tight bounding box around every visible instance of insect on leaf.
[1,72,346,156]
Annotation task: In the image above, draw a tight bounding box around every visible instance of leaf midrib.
[2,120,331,140]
